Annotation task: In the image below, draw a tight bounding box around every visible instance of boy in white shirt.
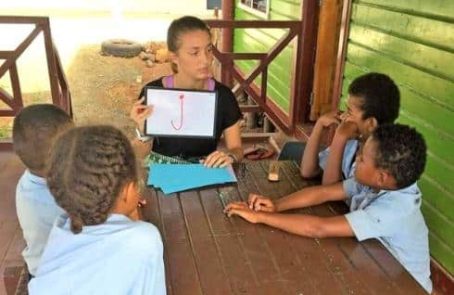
[13,104,73,277]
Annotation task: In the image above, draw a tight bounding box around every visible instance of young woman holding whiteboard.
[131,16,243,168]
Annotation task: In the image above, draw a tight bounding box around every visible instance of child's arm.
[300,112,340,178]
[244,182,346,213]
[322,121,359,185]
[225,202,353,238]
[225,182,351,238]
[274,182,346,212]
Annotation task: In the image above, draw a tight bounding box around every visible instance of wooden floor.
[0,152,26,295]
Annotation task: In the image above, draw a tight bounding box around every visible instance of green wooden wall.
[233,0,301,113]
[340,0,454,274]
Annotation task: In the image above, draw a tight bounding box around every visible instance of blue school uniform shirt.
[15,169,65,275]
[28,214,166,295]
[319,139,358,179]
[343,178,432,293]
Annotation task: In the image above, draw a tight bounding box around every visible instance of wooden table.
[141,161,427,295]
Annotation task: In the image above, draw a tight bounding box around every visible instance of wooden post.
[290,0,318,128]
[331,0,353,111]
[310,0,345,120]
[221,0,234,87]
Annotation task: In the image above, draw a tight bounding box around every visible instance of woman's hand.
[248,193,276,212]
[203,150,234,168]
[130,97,153,133]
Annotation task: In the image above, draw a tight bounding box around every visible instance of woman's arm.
[223,121,243,162]
[203,120,243,167]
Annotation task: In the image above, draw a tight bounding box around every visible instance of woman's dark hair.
[167,15,211,52]
[47,125,138,234]
[372,124,427,189]
[348,72,400,124]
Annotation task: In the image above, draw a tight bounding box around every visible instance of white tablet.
[144,87,218,138]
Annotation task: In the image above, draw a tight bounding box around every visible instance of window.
[239,0,270,19]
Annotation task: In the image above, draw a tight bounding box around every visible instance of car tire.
[101,39,143,58]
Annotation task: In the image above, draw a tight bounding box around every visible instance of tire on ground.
[101,39,142,58]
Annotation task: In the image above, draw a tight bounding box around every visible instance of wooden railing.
[0,16,72,150]
[206,7,318,135]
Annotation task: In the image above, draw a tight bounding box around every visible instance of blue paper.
[148,164,237,195]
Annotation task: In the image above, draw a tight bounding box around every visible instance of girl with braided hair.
[29,125,166,295]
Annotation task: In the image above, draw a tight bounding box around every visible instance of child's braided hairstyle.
[47,125,138,234]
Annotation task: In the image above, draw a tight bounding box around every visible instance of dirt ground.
[67,44,174,139]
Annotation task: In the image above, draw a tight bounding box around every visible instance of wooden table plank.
[200,188,260,294]
[141,160,428,295]
[179,190,233,295]
[156,191,203,295]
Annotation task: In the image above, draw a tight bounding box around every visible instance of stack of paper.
[148,164,237,195]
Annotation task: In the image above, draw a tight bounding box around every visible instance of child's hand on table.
[248,193,276,212]
[224,202,261,224]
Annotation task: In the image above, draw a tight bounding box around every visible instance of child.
[28,126,166,294]
[13,104,73,277]
[300,72,400,185]
[225,124,432,293]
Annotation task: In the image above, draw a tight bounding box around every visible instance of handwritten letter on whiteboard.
[144,87,217,138]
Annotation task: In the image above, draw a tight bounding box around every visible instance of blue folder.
[148,163,237,195]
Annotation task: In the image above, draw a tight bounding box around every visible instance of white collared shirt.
[343,178,432,293]
[29,214,166,295]
[16,169,65,275]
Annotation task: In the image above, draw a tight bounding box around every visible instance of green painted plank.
[270,0,301,20]
[419,176,454,223]
[355,0,454,21]
[422,202,454,250]
[345,44,454,109]
[398,113,454,168]
[428,232,454,274]
[234,27,295,51]
[234,30,295,58]
[351,3,454,51]
[349,24,454,81]
[233,51,293,94]
[235,60,291,111]
[423,156,454,196]
[399,88,454,136]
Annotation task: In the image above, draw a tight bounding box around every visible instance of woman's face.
[171,29,213,80]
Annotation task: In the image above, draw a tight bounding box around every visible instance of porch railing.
[206,9,317,135]
[0,16,72,150]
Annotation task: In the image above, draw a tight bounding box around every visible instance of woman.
[131,16,243,167]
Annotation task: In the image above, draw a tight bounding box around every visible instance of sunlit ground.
[0,1,216,136]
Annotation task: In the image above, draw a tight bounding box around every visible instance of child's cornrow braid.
[47,126,137,234]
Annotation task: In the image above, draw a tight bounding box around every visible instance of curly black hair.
[349,72,400,124]
[47,125,138,234]
[372,124,427,189]
[12,104,72,173]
